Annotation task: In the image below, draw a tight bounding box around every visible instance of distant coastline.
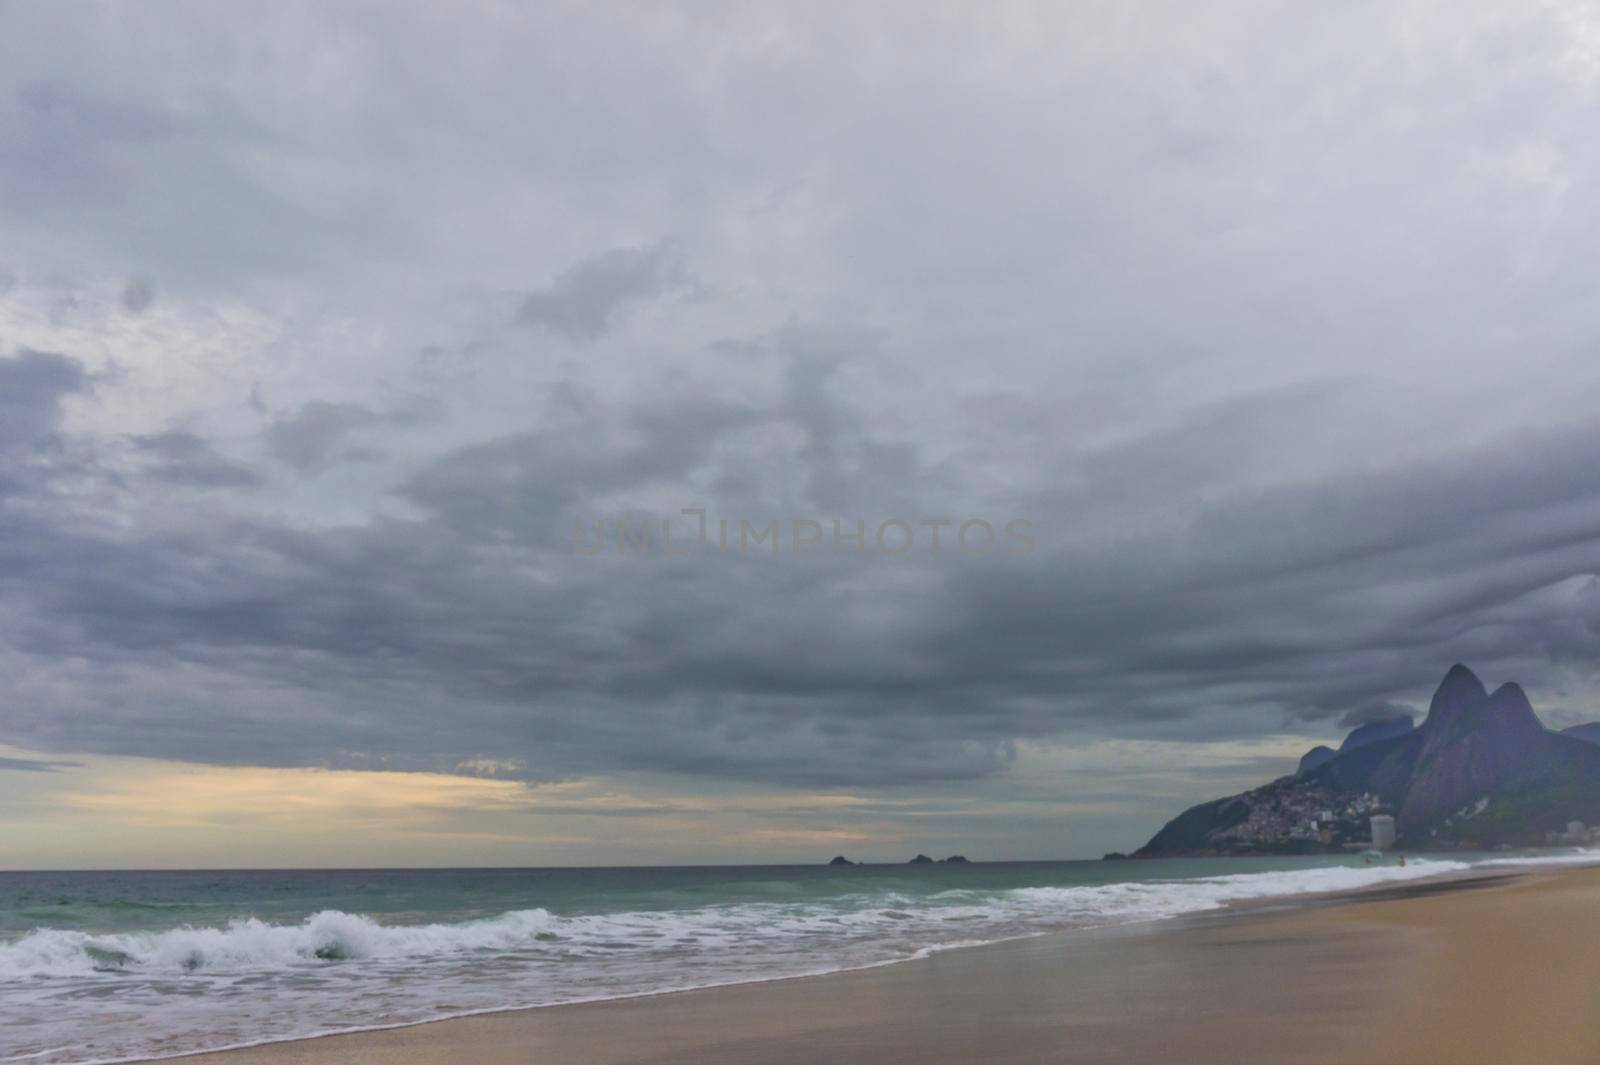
[826,854,971,865]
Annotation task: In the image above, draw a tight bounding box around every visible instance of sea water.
[1,851,1594,1063]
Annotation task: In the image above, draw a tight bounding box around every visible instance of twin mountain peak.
[1134,664,1600,856]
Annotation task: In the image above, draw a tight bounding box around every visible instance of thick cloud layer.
[2,3,1600,795]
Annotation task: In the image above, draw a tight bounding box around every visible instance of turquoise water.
[0,859,1401,937]
[1,852,1594,1063]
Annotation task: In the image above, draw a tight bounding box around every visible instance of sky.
[4,1,1600,868]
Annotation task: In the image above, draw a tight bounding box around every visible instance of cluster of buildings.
[1215,786,1391,852]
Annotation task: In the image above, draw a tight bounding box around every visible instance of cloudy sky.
[4,2,1600,868]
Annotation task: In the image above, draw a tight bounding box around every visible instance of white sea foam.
[0,907,561,977]
[1477,847,1600,868]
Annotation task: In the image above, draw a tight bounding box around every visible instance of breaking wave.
[0,907,561,977]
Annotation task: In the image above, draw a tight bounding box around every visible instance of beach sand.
[168,866,1600,1065]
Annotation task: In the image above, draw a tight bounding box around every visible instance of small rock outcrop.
[827,855,855,866]
[908,854,934,864]
[940,855,970,864]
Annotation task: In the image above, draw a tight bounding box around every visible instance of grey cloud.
[1335,702,1418,730]
[121,276,154,314]
[398,378,760,542]
[515,243,688,341]
[0,756,82,773]
[130,431,262,489]
[264,401,420,475]
[47,294,81,326]
[17,81,182,142]
[525,803,679,818]
[5,349,1600,791]
[0,348,89,452]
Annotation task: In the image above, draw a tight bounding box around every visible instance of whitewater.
[2,853,1595,1064]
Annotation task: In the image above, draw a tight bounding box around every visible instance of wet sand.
[167,866,1600,1065]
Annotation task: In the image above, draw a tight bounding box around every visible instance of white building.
[1370,814,1396,851]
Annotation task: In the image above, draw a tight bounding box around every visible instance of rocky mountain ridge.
[1562,722,1600,745]
[1297,714,1415,774]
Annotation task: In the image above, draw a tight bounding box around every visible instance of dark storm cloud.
[514,243,688,341]
[4,3,1600,812]
[4,332,1600,789]
[398,388,758,539]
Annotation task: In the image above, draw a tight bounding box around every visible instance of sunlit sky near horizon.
[4,735,1325,868]
[5,2,1600,867]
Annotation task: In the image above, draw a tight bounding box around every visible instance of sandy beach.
[159,865,1600,1065]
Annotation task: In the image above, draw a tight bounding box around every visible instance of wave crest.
[0,907,558,977]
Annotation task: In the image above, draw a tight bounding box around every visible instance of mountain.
[1135,665,1600,856]
[1562,723,1600,745]
[1298,745,1337,774]
[1339,715,1414,751]
[1296,715,1414,775]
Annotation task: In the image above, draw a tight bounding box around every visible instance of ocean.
[2,851,1596,1064]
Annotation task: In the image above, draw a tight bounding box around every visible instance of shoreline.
[142,861,1600,1065]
